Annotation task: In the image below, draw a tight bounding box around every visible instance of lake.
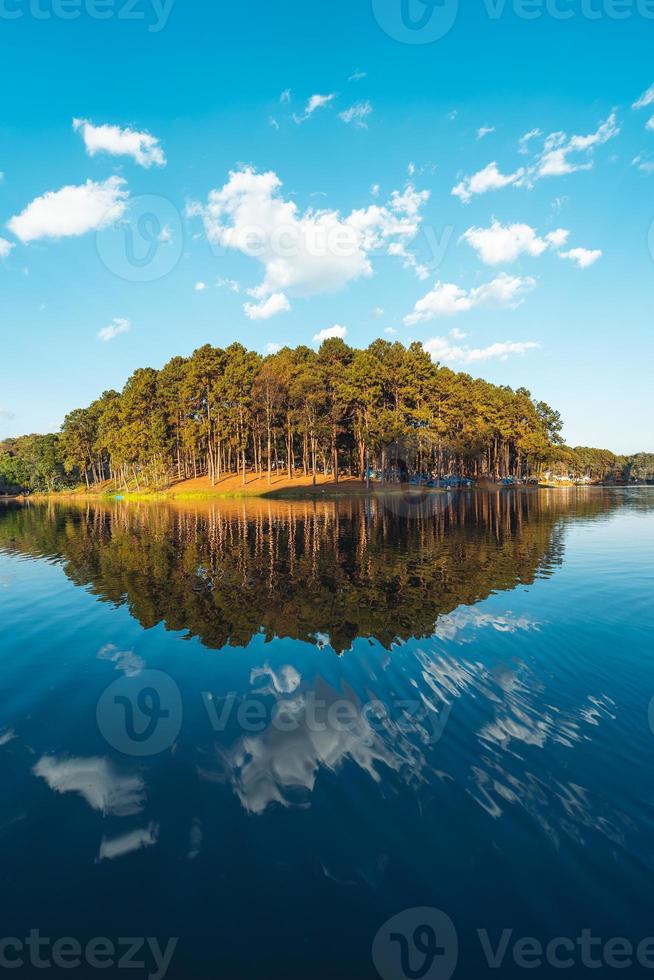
[0,488,653,979]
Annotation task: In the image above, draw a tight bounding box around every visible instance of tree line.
[0,339,650,493]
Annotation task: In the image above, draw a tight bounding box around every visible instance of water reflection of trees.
[0,490,627,652]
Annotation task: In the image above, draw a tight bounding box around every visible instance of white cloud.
[383,326,397,335]
[217,277,241,293]
[8,177,128,243]
[280,88,291,103]
[447,110,458,121]
[72,118,165,168]
[294,93,335,123]
[370,183,380,198]
[633,83,654,110]
[194,280,207,291]
[269,117,280,130]
[307,93,335,114]
[98,317,130,342]
[462,221,601,270]
[0,237,14,258]
[244,292,291,320]
[423,336,540,365]
[313,324,347,342]
[190,167,430,319]
[339,101,373,128]
[265,342,282,354]
[477,125,495,140]
[559,247,602,268]
[452,162,526,203]
[387,241,429,279]
[632,154,654,174]
[372,306,385,316]
[519,128,542,154]
[348,70,367,81]
[535,112,620,178]
[461,220,569,265]
[453,114,619,202]
[405,272,535,325]
[389,185,427,217]
[450,327,466,339]
[545,228,570,249]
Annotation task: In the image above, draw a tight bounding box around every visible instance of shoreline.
[5,478,628,506]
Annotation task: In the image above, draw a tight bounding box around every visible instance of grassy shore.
[25,473,389,502]
[14,472,605,504]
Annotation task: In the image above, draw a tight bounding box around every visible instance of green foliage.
[3,340,649,492]
[624,453,654,482]
[0,433,72,493]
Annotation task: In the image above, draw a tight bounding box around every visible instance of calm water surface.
[0,489,653,978]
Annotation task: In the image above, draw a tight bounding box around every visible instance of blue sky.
[0,0,653,454]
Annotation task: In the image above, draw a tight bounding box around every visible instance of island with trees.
[0,339,651,496]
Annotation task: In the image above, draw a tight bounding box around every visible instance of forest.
[0,339,651,493]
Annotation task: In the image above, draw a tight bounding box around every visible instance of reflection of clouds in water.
[418,648,479,703]
[200,679,424,815]
[469,764,626,849]
[415,635,624,843]
[187,818,202,860]
[250,663,301,694]
[478,679,617,755]
[433,607,539,643]
[0,812,27,837]
[580,694,617,726]
[0,728,17,747]
[417,632,615,755]
[33,755,145,816]
[98,822,158,861]
[97,643,145,677]
[321,853,390,890]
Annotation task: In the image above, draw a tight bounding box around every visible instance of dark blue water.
[0,489,653,979]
